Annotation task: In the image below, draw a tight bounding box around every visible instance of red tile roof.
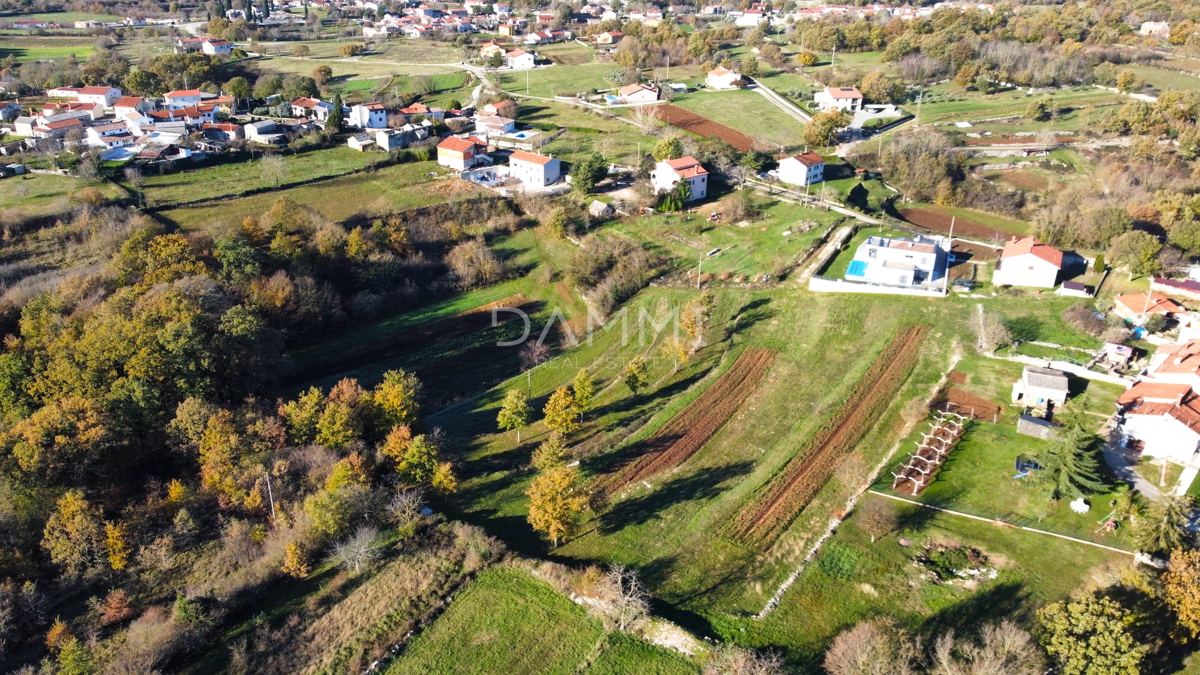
[438,136,483,152]
[825,86,863,99]
[164,89,202,98]
[77,86,115,95]
[1153,340,1200,378]
[1115,293,1184,317]
[1000,236,1063,268]
[790,150,825,167]
[664,156,707,177]
[113,96,145,108]
[1124,388,1200,436]
[1118,381,1192,406]
[510,150,554,165]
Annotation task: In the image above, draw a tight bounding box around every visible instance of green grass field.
[0,36,95,60]
[2,11,118,22]
[538,41,597,65]
[499,63,616,98]
[386,567,604,675]
[157,161,455,234]
[822,226,913,278]
[1126,64,1200,93]
[140,146,389,207]
[0,174,122,218]
[670,89,807,148]
[916,85,1124,125]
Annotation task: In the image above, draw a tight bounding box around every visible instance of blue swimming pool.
[846,260,867,277]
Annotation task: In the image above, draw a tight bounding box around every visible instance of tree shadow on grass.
[726,297,774,340]
[599,460,755,534]
[919,580,1031,639]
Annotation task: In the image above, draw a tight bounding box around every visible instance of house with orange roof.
[706,67,741,89]
[991,236,1064,288]
[617,82,658,104]
[777,150,825,186]
[814,85,863,112]
[1147,339,1200,390]
[1117,380,1200,465]
[114,96,152,116]
[508,150,561,186]
[76,85,122,107]
[1113,293,1184,323]
[437,135,489,171]
[651,156,708,200]
[164,89,204,109]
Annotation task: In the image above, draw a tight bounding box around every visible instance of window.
[868,248,876,259]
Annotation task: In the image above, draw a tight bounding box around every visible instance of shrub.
[1004,316,1042,342]
[817,543,859,580]
[1062,304,1104,337]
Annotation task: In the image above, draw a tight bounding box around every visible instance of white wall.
[1122,415,1200,464]
[808,276,947,297]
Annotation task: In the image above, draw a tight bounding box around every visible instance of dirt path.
[796,225,853,282]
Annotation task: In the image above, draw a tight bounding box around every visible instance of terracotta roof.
[43,118,82,130]
[292,97,322,108]
[708,66,733,76]
[1118,381,1192,406]
[510,150,555,165]
[1153,340,1200,377]
[664,156,707,177]
[164,89,202,98]
[617,83,656,96]
[77,86,115,95]
[1115,293,1184,316]
[1000,236,1063,268]
[825,85,863,99]
[113,96,144,108]
[1124,388,1200,436]
[438,136,483,152]
[789,151,825,167]
[505,48,529,57]
[400,103,431,114]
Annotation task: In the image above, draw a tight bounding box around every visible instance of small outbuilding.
[1011,366,1070,408]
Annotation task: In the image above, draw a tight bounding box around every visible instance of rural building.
[735,9,766,25]
[291,97,335,121]
[1152,278,1200,302]
[164,89,204,109]
[76,86,122,107]
[1017,415,1061,440]
[617,83,659,104]
[245,119,283,144]
[1011,366,1070,408]
[202,38,233,55]
[508,150,561,186]
[398,102,445,121]
[1117,381,1200,465]
[201,122,243,140]
[113,96,152,116]
[814,86,863,112]
[1055,281,1091,297]
[651,156,708,201]
[349,103,388,129]
[596,30,623,44]
[706,67,742,89]
[1112,293,1184,323]
[777,151,825,186]
[479,41,507,58]
[348,133,375,151]
[991,236,1063,288]
[1146,340,1200,390]
[843,234,949,289]
[437,135,488,170]
[1139,21,1171,38]
[46,86,83,98]
[474,115,516,139]
[505,48,536,69]
[589,200,614,218]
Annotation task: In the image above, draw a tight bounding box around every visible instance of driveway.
[848,105,901,130]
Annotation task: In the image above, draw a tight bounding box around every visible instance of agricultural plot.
[726,325,929,548]
[537,42,596,65]
[898,204,1030,242]
[914,85,1124,125]
[655,104,756,152]
[0,36,95,60]
[668,89,808,148]
[158,161,457,234]
[497,63,615,98]
[597,347,778,497]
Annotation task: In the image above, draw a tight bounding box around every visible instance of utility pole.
[666,53,670,81]
[696,254,703,289]
[264,470,277,525]
[831,44,836,66]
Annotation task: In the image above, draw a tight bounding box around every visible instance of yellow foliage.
[104,522,129,571]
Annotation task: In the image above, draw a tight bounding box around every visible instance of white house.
[617,83,659,103]
[437,135,488,170]
[245,119,283,143]
[1011,366,1070,408]
[650,156,708,201]
[163,89,204,109]
[474,115,516,139]
[1139,21,1171,38]
[777,150,825,186]
[202,38,234,55]
[1118,381,1200,465]
[843,234,949,288]
[991,237,1063,288]
[1145,340,1200,390]
[45,86,82,99]
[508,150,561,186]
[76,86,122,107]
[113,96,152,117]
[291,97,335,121]
[813,86,863,112]
[86,122,135,149]
[706,67,741,90]
[735,9,765,26]
[505,48,536,69]
[348,103,388,129]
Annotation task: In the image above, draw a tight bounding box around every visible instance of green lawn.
[2,11,118,22]
[157,160,454,234]
[821,226,913,278]
[585,633,699,675]
[0,36,95,60]
[255,55,459,80]
[915,85,1124,125]
[386,567,605,675]
[538,42,597,65]
[670,89,806,148]
[740,491,1127,671]
[140,146,390,207]
[498,63,616,98]
[1126,64,1200,93]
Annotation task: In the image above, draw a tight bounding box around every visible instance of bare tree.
[329,526,382,574]
[124,167,145,206]
[929,622,1044,675]
[591,564,649,631]
[386,488,425,527]
[704,645,785,675]
[260,154,288,188]
[629,104,661,135]
[858,497,898,543]
[519,342,551,395]
[824,620,917,675]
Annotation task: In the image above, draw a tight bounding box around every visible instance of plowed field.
[656,105,755,152]
[937,386,1002,421]
[899,207,1016,243]
[597,348,777,497]
[726,325,928,548]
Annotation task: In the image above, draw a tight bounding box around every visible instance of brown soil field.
[597,348,777,498]
[937,386,1003,421]
[948,370,967,385]
[900,207,1014,243]
[656,104,755,152]
[988,169,1051,192]
[300,294,535,382]
[726,325,929,548]
[951,240,999,262]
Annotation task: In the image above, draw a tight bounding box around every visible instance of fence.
[808,275,948,297]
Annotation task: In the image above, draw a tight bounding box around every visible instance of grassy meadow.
[669,89,807,148]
